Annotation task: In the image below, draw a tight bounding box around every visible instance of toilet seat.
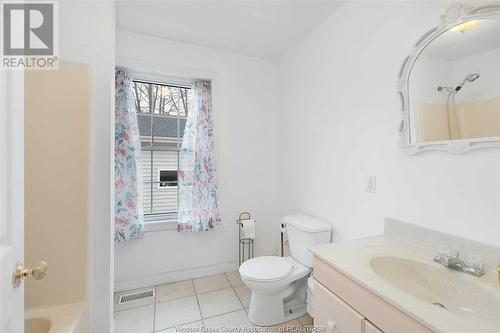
[240,256,293,282]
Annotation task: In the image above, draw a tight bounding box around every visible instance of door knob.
[12,261,48,288]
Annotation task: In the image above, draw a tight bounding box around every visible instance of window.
[133,79,192,223]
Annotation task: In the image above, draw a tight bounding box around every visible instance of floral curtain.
[115,69,144,242]
[178,80,222,232]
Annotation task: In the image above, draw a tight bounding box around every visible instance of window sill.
[144,219,178,232]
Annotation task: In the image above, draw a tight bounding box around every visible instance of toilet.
[239,214,332,326]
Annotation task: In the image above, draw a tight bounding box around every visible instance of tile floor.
[114,271,313,333]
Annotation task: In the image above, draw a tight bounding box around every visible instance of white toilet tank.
[284,214,332,267]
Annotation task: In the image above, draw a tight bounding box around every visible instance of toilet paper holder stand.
[237,212,255,265]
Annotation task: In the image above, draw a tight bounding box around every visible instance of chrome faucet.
[433,245,484,277]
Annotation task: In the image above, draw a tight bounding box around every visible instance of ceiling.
[116,1,343,59]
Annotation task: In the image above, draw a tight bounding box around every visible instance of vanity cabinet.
[314,281,364,332]
[314,280,382,333]
[313,258,434,333]
[365,321,383,333]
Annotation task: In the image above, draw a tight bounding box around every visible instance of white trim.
[0,64,25,332]
[115,55,221,154]
[127,69,192,88]
[140,136,180,145]
[144,219,178,232]
[114,261,239,292]
[398,2,500,154]
[116,55,219,83]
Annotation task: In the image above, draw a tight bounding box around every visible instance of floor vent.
[118,289,155,304]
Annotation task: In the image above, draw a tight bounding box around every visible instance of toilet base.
[247,278,308,326]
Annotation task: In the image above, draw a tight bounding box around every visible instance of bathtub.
[25,303,87,333]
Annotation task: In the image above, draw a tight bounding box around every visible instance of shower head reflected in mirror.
[437,73,480,94]
[455,73,480,92]
[465,73,480,82]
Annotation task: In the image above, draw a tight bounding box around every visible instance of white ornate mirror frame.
[398,2,500,154]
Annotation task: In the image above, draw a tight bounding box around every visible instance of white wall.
[59,1,115,331]
[115,31,280,290]
[115,1,500,294]
[276,1,500,246]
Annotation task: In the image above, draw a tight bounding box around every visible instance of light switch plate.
[366,175,376,193]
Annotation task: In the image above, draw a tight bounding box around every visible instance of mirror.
[398,4,500,154]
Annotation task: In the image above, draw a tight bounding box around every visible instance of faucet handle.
[434,245,452,264]
[465,254,482,269]
[464,254,484,276]
[450,249,460,259]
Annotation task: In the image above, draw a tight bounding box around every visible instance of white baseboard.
[114,261,239,292]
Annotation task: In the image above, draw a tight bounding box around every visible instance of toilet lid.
[240,256,293,282]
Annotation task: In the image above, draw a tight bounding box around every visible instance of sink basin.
[369,256,500,322]
[25,318,51,333]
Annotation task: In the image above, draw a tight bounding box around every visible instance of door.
[0,69,25,332]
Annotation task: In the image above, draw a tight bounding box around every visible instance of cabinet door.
[366,321,384,333]
[314,281,364,333]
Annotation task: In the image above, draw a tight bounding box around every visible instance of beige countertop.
[310,235,500,333]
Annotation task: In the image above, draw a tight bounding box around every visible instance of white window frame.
[131,73,192,231]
